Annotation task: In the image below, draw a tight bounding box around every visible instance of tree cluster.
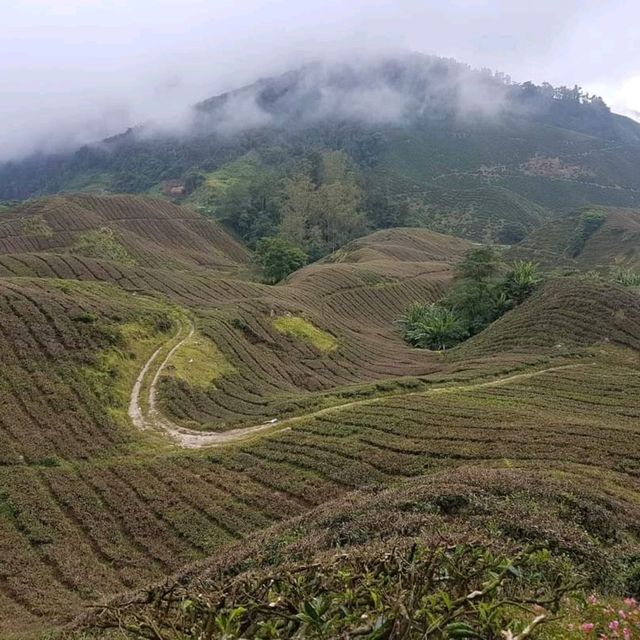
[399,248,541,350]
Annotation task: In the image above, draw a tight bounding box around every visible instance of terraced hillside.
[0,194,249,271]
[0,195,639,639]
[509,206,640,270]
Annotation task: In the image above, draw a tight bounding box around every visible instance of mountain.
[2,53,640,248]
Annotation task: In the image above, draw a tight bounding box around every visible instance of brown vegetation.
[0,195,639,638]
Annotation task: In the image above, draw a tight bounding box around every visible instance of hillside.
[452,276,640,357]
[0,194,250,271]
[76,466,640,638]
[3,54,640,248]
[509,206,640,270]
[0,192,639,638]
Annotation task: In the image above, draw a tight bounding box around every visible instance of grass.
[83,317,176,424]
[71,228,136,266]
[164,330,236,388]
[19,215,53,237]
[273,316,338,353]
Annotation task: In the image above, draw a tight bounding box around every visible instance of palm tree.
[403,304,467,350]
[502,261,541,304]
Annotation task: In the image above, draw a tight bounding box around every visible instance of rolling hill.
[0,194,639,638]
[0,194,249,270]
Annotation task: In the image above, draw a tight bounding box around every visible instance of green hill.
[509,206,640,270]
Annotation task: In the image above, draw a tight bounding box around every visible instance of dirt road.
[128,319,589,448]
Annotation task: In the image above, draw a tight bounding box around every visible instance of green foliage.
[611,264,640,288]
[19,214,53,237]
[72,227,136,266]
[273,316,338,353]
[455,246,504,281]
[445,278,509,336]
[202,154,283,246]
[400,248,542,349]
[89,543,577,639]
[399,303,468,350]
[447,247,511,336]
[255,237,307,284]
[165,331,236,388]
[502,261,543,304]
[280,151,369,258]
[182,170,205,195]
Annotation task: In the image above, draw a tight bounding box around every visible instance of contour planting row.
[0,194,250,269]
[2,357,638,635]
[0,281,144,463]
[0,455,326,633]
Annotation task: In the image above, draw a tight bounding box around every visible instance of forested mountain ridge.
[2,53,640,250]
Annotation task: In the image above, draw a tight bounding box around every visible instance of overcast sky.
[2,0,639,161]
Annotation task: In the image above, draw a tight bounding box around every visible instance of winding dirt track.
[128,319,589,449]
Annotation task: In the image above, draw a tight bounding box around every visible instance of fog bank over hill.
[2,0,640,161]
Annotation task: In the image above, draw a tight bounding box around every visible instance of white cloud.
[1,0,639,160]
[592,76,640,121]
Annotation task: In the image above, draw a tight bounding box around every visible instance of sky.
[2,0,639,161]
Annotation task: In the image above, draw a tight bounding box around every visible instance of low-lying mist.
[3,0,639,163]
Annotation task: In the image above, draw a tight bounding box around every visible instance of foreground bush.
[85,543,578,639]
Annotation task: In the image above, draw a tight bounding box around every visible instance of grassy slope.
[0,196,639,637]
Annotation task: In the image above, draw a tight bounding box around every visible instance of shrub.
[445,277,509,335]
[154,313,174,333]
[502,260,542,304]
[19,214,53,237]
[255,237,308,284]
[87,543,578,640]
[399,303,468,350]
[399,250,542,349]
[72,227,136,266]
[611,264,640,288]
[558,594,640,639]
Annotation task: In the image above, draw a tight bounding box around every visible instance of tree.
[501,261,541,304]
[279,172,316,248]
[455,247,503,281]
[319,180,368,252]
[183,170,205,195]
[399,303,467,350]
[255,237,307,284]
[277,151,368,258]
[449,247,507,335]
